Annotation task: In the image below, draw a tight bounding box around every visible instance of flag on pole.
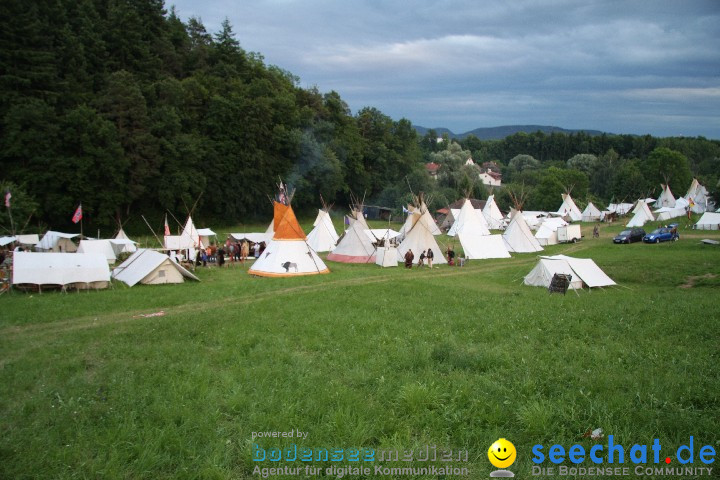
[72,204,83,224]
[4,191,10,208]
[164,214,170,236]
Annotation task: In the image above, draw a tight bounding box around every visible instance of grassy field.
[1,218,719,479]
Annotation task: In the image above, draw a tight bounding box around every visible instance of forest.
[1,0,718,234]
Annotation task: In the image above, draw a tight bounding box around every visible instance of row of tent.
[12,248,199,291]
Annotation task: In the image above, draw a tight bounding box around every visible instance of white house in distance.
[479,161,502,187]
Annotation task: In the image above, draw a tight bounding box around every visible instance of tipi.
[326,219,376,263]
[626,200,655,227]
[482,195,505,230]
[448,199,490,237]
[685,178,712,213]
[581,202,603,222]
[556,193,582,222]
[248,188,330,277]
[114,228,137,253]
[306,207,339,253]
[396,195,447,264]
[503,210,544,253]
[654,184,676,208]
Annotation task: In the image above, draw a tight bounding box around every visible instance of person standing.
[426,248,434,268]
[404,249,414,268]
[217,246,225,268]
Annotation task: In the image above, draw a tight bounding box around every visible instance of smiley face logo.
[488,438,516,469]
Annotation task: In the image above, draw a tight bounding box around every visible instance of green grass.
[1,220,719,479]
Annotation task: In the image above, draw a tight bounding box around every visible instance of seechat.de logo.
[488,438,516,477]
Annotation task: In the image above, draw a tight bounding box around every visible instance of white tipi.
[306,208,339,252]
[448,199,490,237]
[326,220,376,263]
[626,200,655,227]
[556,193,582,222]
[654,184,676,208]
[685,178,711,213]
[581,202,602,223]
[503,210,544,253]
[482,195,505,230]
[396,197,447,264]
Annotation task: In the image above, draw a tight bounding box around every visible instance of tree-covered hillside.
[1,0,718,235]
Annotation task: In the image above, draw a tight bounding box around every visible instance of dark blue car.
[643,227,679,243]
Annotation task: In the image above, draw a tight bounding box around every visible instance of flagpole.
[4,191,14,236]
[80,203,83,238]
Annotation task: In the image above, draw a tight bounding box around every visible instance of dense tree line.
[0,0,426,234]
[1,0,718,235]
[420,130,719,213]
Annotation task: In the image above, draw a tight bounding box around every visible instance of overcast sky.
[168,0,720,138]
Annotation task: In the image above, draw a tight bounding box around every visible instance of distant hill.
[414,125,606,140]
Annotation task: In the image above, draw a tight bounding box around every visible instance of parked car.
[613,228,646,244]
[643,227,679,243]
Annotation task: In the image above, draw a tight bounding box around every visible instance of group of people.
[402,246,468,269]
[403,248,435,269]
[194,239,266,267]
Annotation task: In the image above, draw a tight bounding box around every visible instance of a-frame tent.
[248,201,330,277]
[113,249,199,286]
[502,211,544,253]
[326,220,376,263]
[306,208,339,253]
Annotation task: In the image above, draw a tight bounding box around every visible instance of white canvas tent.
[694,212,720,230]
[326,220,376,263]
[654,206,685,221]
[685,179,712,213]
[13,251,110,290]
[524,255,616,290]
[248,201,330,277]
[197,228,217,248]
[396,201,447,265]
[400,204,441,238]
[229,232,268,244]
[448,199,490,237]
[365,228,401,244]
[114,228,137,253]
[36,231,79,252]
[112,249,199,286]
[654,184,676,208]
[459,233,510,259]
[483,195,505,230]
[556,193,583,222]
[375,246,398,267]
[306,209,339,253]
[626,200,655,227]
[1,234,41,248]
[503,213,544,253]
[519,211,547,230]
[607,203,634,215]
[77,239,118,264]
[581,202,603,222]
[534,217,568,246]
